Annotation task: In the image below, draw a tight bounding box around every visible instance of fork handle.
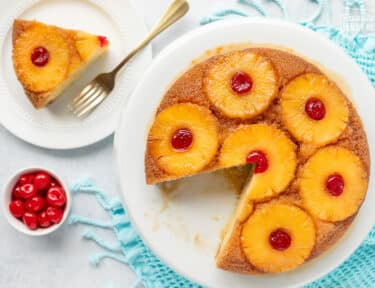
[111,0,189,74]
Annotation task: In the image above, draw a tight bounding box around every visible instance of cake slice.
[12,19,109,109]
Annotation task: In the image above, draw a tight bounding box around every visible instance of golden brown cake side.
[216,219,258,273]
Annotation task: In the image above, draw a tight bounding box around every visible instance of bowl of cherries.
[2,168,71,236]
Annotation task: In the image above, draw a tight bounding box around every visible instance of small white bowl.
[2,167,71,236]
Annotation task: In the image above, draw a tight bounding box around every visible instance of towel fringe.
[82,229,122,253]
[90,252,128,267]
[69,214,113,229]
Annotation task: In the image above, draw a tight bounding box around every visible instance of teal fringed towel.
[69,178,374,288]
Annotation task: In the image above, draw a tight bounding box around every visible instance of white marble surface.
[0,0,373,287]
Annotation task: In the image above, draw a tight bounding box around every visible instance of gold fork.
[70,0,189,117]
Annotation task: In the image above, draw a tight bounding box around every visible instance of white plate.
[114,19,375,288]
[0,0,151,149]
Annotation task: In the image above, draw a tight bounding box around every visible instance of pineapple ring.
[280,73,349,146]
[148,103,219,176]
[241,203,316,273]
[204,51,278,119]
[13,24,69,92]
[219,124,297,201]
[299,146,368,222]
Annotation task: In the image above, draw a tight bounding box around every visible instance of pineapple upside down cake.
[145,48,369,273]
[12,20,109,109]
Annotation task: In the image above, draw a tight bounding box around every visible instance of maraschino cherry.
[9,200,25,218]
[46,187,66,207]
[326,174,344,196]
[269,229,291,251]
[22,212,38,230]
[231,71,253,95]
[25,196,45,213]
[33,172,51,191]
[246,150,268,173]
[46,206,64,224]
[38,211,52,228]
[31,47,49,67]
[19,183,37,199]
[97,36,109,47]
[171,128,193,151]
[305,97,325,120]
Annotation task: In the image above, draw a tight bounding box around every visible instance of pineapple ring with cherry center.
[219,124,297,201]
[280,73,349,146]
[148,103,219,176]
[241,203,316,273]
[13,23,70,92]
[299,146,368,222]
[204,51,278,119]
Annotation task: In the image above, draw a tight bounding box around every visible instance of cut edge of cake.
[216,167,257,273]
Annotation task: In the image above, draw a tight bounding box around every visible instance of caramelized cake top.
[144,47,369,273]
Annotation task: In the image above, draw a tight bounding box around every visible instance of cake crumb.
[212,215,221,222]
[193,233,204,247]
[157,181,181,212]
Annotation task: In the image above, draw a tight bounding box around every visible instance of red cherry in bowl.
[9,200,25,218]
[46,187,66,207]
[46,206,64,224]
[18,173,34,186]
[33,172,51,191]
[19,183,37,199]
[12,186,22,200]
[22,212,38,230]
[25,196,45,213]
[50,178,59,187]
[38,211,52,228]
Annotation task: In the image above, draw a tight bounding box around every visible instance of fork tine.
[72,83,95,105]
[72,88,101,113]
[71,84,100,108]
[72,89,103,115]
[76,91,107,117]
